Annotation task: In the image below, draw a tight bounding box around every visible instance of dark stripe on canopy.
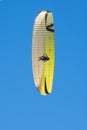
[45,12,54,32]
[46,23,54,32]
[44,78,50,94]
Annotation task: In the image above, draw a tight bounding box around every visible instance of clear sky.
[0,0,87,130]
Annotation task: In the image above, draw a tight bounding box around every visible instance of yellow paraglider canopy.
[32,10,55,95]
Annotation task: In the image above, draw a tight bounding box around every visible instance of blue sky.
[0,0,87,130]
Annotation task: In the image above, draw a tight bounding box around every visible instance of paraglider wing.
[32,10,55,95]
